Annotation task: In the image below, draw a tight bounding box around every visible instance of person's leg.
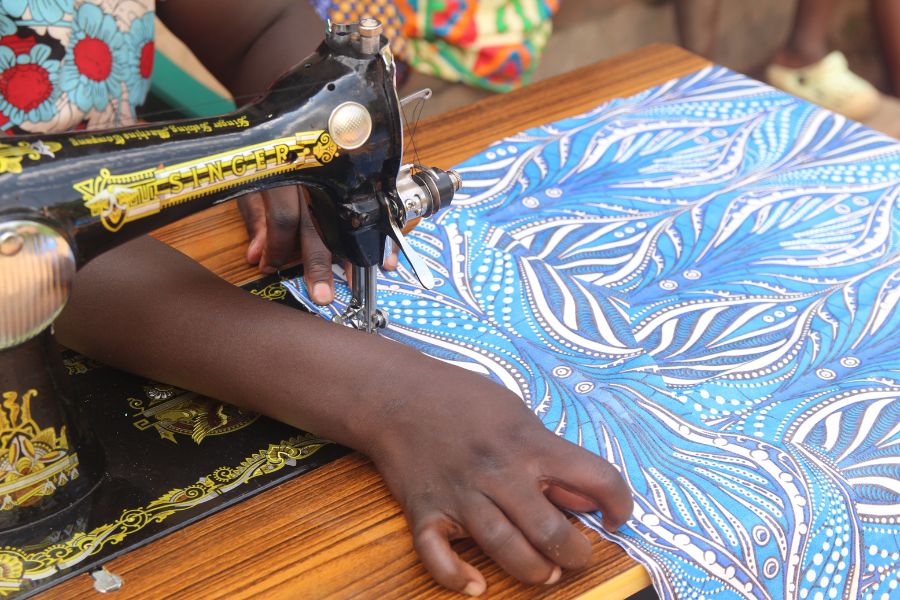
[871,0,900,95]
[773,0,843,68]
[673,0,722,59]
[767,0,880,120]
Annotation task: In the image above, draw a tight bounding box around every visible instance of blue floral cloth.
[286,66,900,599]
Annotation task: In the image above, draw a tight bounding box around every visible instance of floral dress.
[0,0,154,135]
[0,0,556,136]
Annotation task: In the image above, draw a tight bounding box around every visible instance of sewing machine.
[0,17,457,588]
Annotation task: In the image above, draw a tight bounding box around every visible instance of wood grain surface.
[42,44,709,600]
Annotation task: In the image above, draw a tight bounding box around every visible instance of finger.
[261,186,302,270]
[237,192,267,265]
[544,485,602,513]
[462,495,560,586]
[412,513,487,596]
[488,483,592,570]
[539,436,634,531]
[402,216,422,234]
[343,260,352,288]
[299,189,335,305]
[383,238,399,271]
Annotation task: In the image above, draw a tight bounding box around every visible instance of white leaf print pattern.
[286,66,900,600]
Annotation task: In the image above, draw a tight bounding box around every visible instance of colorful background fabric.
[320,0,558,91]
[1,0,555,130]
[286,66,900,599]
[0,0,154,135]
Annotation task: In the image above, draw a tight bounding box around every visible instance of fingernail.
[463,580,485,597]
[544,566,562,585]
[312,282,333,304]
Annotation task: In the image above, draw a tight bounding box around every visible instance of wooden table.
[44,44,709,600]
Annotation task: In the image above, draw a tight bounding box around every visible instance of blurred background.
[150,0,900,137]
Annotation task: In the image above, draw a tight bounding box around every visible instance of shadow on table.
[629,586,660,600]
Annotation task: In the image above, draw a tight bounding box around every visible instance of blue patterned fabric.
[285,66,900,599]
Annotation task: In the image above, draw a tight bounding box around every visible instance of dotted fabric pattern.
[286,66,900,599]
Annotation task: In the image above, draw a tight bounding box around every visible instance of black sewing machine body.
[0,31,400,268]
[0,20,456,594]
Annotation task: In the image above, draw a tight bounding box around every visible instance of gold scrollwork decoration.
[0,551,25,596]
[74,130,337,233]
[249,282,287,302]
[129,383,259,444]
[0,390,79,512]
[313,132,338,163]
[0,435,331,596]
[0,141,62,174]
[62,355,102,376]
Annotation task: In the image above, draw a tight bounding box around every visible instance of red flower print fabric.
[0,0,154,135]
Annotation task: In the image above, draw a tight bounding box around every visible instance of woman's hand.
[360,357,634,596]
[57,236,632,596]
[237,186,399,305]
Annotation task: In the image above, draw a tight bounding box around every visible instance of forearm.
[55,236,414,453]
[227,4,324,98]
[54,237,634,595]
[156,1,324,100]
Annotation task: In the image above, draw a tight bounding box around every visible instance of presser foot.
[331,264,387,333]
[332,302,388,333]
